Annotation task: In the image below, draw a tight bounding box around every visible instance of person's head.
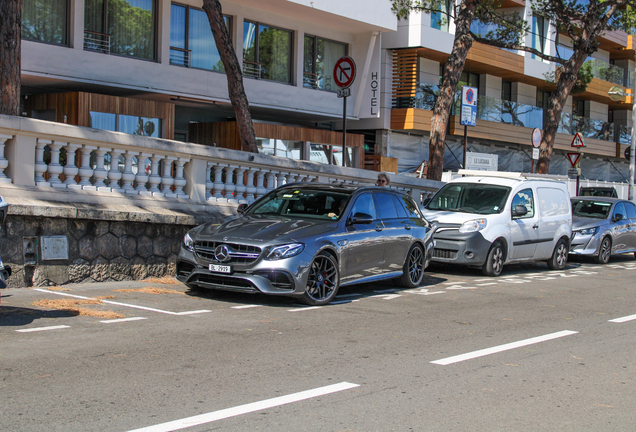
[376,172,390,187]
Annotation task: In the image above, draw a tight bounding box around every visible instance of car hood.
[572,216,607,230]
[421,209,488,225]
[192,215,337,245]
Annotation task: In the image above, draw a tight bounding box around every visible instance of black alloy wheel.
[399,244,425,288]
[302,252,339,306]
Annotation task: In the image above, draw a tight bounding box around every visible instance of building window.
[531,14,548,60]
[84,0,157,60]
[257,139,303,159]
[459,71,479,89]
[243,21,293,83]
[22,0,69,45]
[303,35,347,90]
[573,99,585,117]
[431,0,451,32]
[502,81,512,101]
[90,112,162,137]
[536,89,550,110]
[170,4,231,71]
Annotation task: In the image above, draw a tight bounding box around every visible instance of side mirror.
[237,203,249,214]
[351,212,374,224]
[512,205,528,217]
[613,213,624,222]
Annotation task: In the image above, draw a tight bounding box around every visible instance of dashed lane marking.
[288,306,322,312]
[231,305,262,309]
[126,382,360,432]
[16,325,70,333]
[33,289,212,316]
[609,313,636,323]
[430,330,579,365]
[100,317,147,324]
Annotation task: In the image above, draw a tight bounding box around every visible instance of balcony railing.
[83,31,110,54]
[558,114,615,142]
[243,60,261,79]
[303,72,319,89]
[170,47,191,68]
[585,58,627,87]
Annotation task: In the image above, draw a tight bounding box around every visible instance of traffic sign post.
[460,86,478,168]
[531,128,542,173]
[570,132,585,193]
[334,56,356,167]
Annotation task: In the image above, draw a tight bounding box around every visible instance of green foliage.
[22,0,68,44]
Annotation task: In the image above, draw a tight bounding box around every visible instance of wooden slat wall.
[392,49,419,100]
[391,108,433,131]
[465,42,524,77]
[189,122,366,168]
[25,92,175,139]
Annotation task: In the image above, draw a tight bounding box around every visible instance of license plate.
[209,264,231,274]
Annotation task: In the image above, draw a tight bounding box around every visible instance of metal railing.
[243,60,261,79]
[83,31,110,54]
[170,47,191,68]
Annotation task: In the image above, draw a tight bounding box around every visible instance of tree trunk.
[202,0,258,153]
[536,49,589,174]
[0,0,21,116]
[427,0,477,181]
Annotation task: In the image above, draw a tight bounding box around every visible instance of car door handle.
[533,224,539,229]
[375,224,383,231]
[404,224,412,230]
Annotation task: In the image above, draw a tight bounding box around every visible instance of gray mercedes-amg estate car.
[177,183,436,305]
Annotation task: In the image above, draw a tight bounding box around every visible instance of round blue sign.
[466,89,474,104]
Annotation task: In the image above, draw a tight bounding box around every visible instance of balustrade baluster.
[148,155,163,195]
[121,151,138,194]
[63,143,82,189]
[161,156,177,197]
[223,165,238,202]
[78,145,97,189]
[212,164,226,199]
[35,139,51,187]
[205,162,213,200]
[245,169,256,203]
[108,148,124,192]
[92,147,111,190]
[135,153,152,195]
[174,158,189,199]
[265,172,277,192]
[48,141,64,187]
[255,170,267,199]
[0,134,13,183]
[234,167,247,202]
[276,172,287,189]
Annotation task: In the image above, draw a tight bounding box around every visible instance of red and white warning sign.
[571,132,586,148]
[567,152,581,167]
[333,56,356,89]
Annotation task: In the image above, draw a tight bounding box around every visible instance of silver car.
[570,197,636,264]
[177,183,436,305]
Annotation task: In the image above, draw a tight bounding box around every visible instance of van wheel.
[594,236,611,264]
[482,241,504,277]
[547,238,568,270]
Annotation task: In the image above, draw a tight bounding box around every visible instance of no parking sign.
[461,86,478,127]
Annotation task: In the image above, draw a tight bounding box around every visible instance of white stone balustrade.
[0,114,444,206]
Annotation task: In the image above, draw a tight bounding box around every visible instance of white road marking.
[446,285,477,290]
[499,279,530,284]
[609,314,636,323]
[373,289,399,294]
[16,325,70,333]
[231,305,262,309]
[443,281,466,285]
[288,306,322,312]
[100,317,147,324]
[330,299,361,305]
[33,289,211,316]
[371,294,401,300]
[430,330,579,365]
[476,282,498,286]
[126,381,360,432]
[406,288,445,296]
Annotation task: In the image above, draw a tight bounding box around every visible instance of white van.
[422,171,572,276]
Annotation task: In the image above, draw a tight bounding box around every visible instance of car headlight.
[575,227,598,236]
[265,243,305,260]
[459,219,487,233]
[183,232,195,252]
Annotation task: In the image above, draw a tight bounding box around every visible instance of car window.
[391,195,409,218]
[374,193,399,220]
[571,200,612,219]
[625,202,636,219]
[537,187,570,217]
[351,194,377,220]
[511,188,534,218]
[614,202,627,220]
[397,195,421,218]
[427,183,509,214]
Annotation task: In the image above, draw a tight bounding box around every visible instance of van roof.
[450,170,568,187]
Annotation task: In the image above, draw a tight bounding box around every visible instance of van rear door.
[534,186,571,259]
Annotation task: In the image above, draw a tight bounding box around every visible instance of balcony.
[83,31,110,54]
[169,47,191,68]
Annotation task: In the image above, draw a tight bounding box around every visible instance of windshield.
[427,183,511,214]
[571,199,612,219]
[248,188,351,220]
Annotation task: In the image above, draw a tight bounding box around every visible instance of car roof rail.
[457,169,568,182]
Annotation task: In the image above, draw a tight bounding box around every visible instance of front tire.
[399,244,425,288]
[594,236,612,264]
[301,252,339,306]
[547,238,568,270]
[482,241,505,276]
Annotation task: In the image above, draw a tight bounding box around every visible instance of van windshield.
[427,183,511,214]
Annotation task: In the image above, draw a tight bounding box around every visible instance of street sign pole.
[342,95,347,167]
[630,102,635,201]
[333,56,356,168]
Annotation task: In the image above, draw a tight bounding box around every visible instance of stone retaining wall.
[0,214,195,287]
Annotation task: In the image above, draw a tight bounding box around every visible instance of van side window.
[512,188,534,219]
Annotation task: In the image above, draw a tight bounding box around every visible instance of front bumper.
[431,230,492,266]
[569,232,601,256]
[177,247,311,296]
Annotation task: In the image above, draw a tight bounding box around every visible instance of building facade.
[18,0,635,182]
